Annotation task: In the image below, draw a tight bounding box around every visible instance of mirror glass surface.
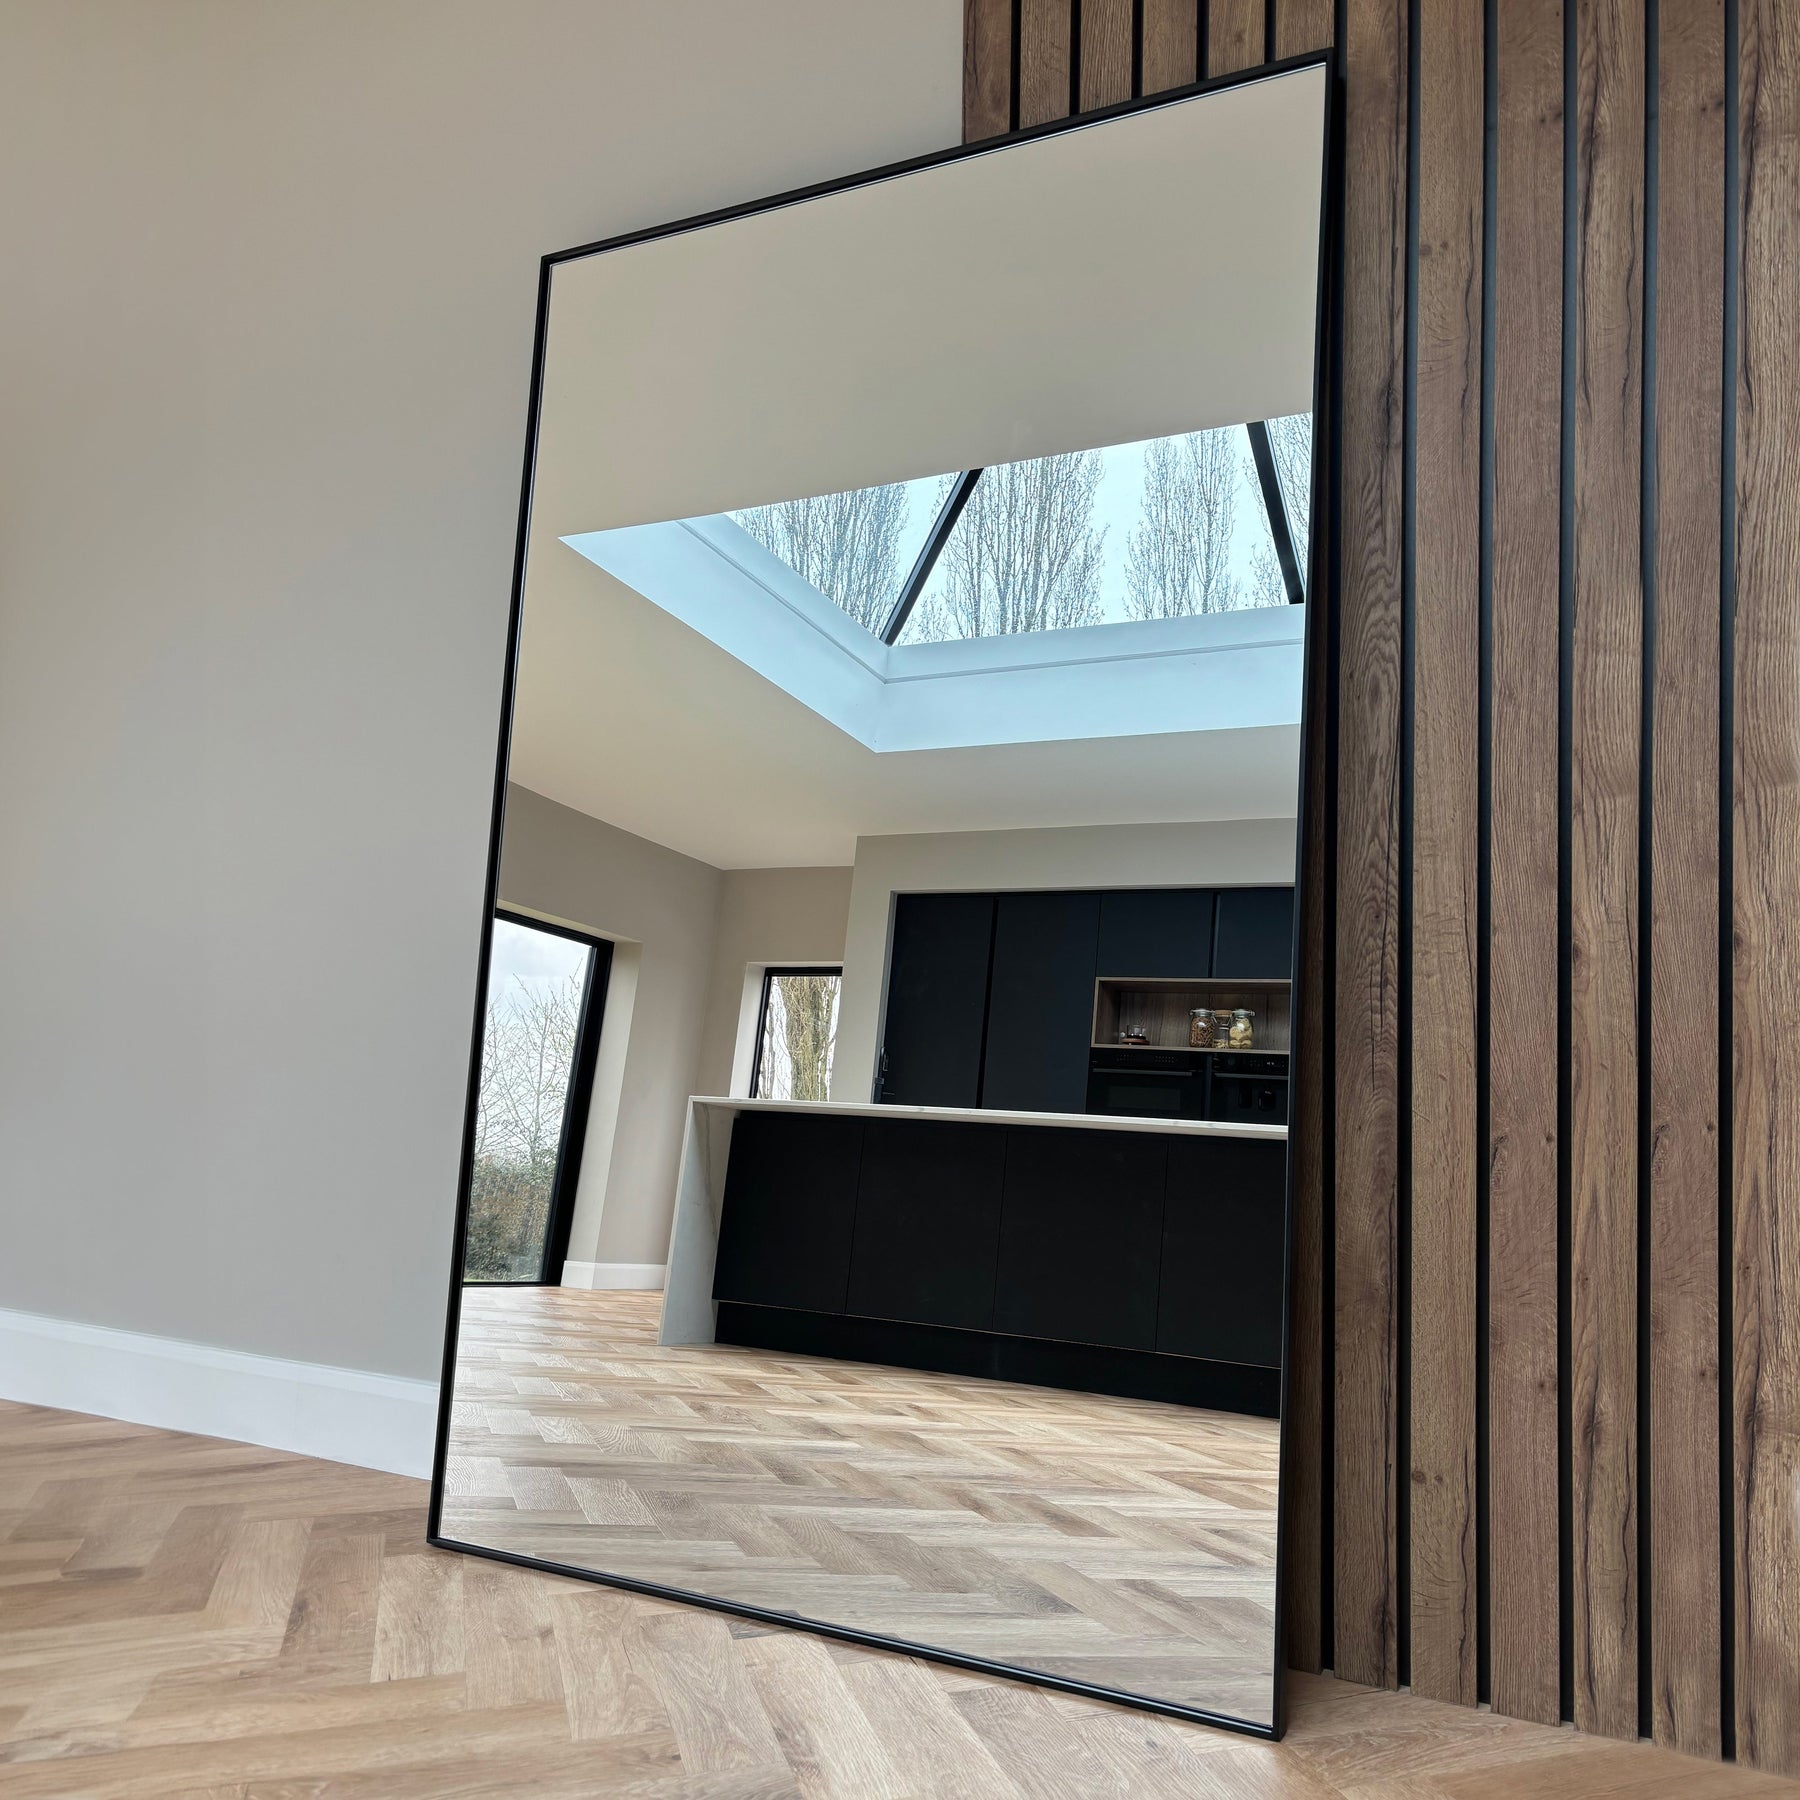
[436,63,1327,1734]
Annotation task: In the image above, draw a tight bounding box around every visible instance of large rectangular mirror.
[431,58,1331,1738]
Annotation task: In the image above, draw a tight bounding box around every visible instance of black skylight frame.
[870,422,1306,648]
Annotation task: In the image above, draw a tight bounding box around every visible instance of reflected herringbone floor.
[442,1287,1280,1722]
[4,1398,1793,1797]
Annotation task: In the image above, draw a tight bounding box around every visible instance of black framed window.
[749,967,842,1101]
[461,911,611,1284]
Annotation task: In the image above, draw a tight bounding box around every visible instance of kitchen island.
[663,1097,1288,1416]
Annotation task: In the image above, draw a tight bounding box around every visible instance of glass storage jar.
[1229,1008,1255,1048]
[1189,1008,1210,1047]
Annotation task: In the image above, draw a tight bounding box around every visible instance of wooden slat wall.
[1409,0,1482,1710]
[1651,0,1724,1762]
[1734,1,1800,1774]
[1330,0,1407,1694]
[964,0,1799,1774]
[1567,0,1644,1742]
[1487,0,1564,1732]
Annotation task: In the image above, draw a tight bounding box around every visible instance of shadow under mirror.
[434,58,1330,1739]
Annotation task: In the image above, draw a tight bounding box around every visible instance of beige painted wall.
[498,785,722,1273]
[832,820,1300,1103]
[696,868,856,1102]
[499,790,851,1276]
[0,0,959,1377]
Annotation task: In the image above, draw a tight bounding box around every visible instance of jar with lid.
[1229,1008,1255,1049]
[1212,1010,1234,1047]
[1189,1008,1210,1047]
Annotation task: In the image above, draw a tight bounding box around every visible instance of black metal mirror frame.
[426,49,1342,1742]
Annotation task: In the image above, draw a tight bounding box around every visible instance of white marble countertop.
[685,1095,1287,1142]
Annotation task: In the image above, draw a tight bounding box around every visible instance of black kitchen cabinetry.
[878,885,1292,1120]
[845,1119,1006,1331]
[979,892,1101,1114]
[711,1111,864,1314]
[1212,886,1297,979]
[879,893,995,1106]
[992,1127,1168,1351]
[1095,888,1215,978]
[1157,1135,1287,1366]
[712,1110,1288,1415]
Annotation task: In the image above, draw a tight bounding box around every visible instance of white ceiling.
[509,66,1325,870]
[510,546,1301,867]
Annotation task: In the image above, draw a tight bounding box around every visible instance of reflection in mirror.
[433,61,1328,1738]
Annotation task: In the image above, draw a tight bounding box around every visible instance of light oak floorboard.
[443,1288,1280,1723]
[0,1375,1790,1794]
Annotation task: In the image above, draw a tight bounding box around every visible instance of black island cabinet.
[712,1109,1288,1417]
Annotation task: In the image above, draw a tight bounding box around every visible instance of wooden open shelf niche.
[1092,976,1293,1055]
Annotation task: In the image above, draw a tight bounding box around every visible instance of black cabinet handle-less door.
[1211,886,1296,979]
[878,893,995,1107]
[1156,1134,1286,1366]
[845,1119,1007,1330]
[1096,888,1215,978]
[992,1126,1167,1351]
[980,891,1100,1114]
[711,1112,865,1314]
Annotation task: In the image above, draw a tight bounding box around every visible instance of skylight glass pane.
[895,426,1297,645]
[729,475,942,636]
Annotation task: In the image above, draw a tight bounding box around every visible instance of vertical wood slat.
[964,0,1014,140]
[1019,0,1073,127]
[1276,0,1337,59]
[1408,0,1482,1709]
[1648,0,1725,1762]
[1567,0,1644,1743]
[1208,0,1266,76]
[1332,0,1409,1693]
[1487,0,1566,1730]
[1734,0,1800,1776]
[1078,0,1135,111]
[1141,0,1199,94]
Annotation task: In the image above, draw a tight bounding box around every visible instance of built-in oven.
[1086,1049,1208,1121]
[1207,1053,1290,1125]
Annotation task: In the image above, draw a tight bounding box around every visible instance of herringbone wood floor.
[3,1400,1795,1796]
[443,1288,1280,1723]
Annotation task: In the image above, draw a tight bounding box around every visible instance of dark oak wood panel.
[1078,0,1134,111]
[1018,0,1072,128]
[1567,0,1644,1742]
[1207,0,1264,76]
[1649,0,1725,1761]
[1274,0,1336,59]
[1141,0,1199,94]
[1733,2,1800,1776]
[1330,0,1408,1694]
[964,0,1013,140]
[1487,0,1566,1732]
[1407,0,1482,1710]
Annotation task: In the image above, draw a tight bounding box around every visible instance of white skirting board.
[0,1306,439,1479]
[559,1261,666,1290]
